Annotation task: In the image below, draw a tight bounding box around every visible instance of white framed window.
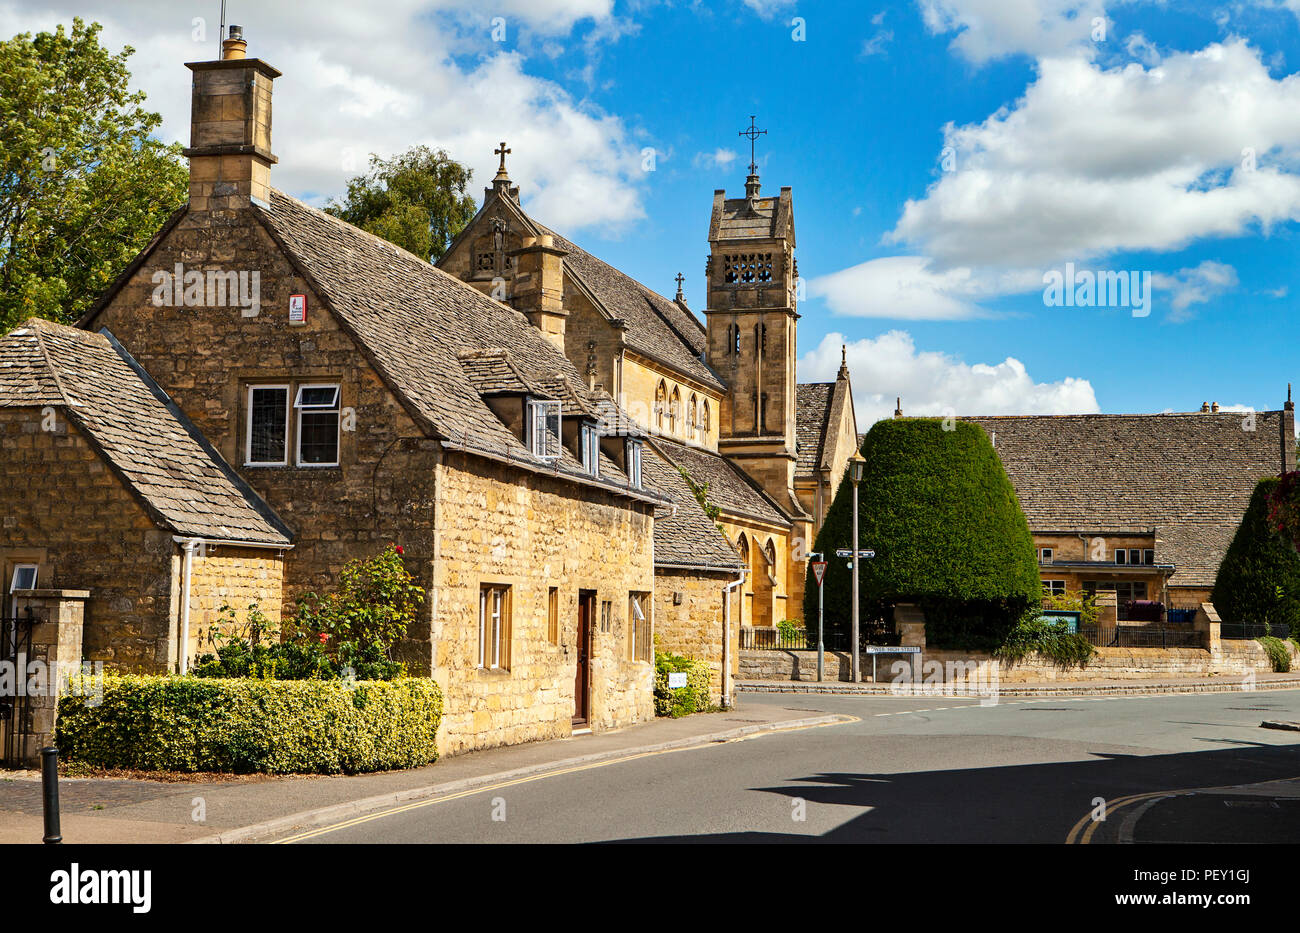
[1042,580,1066,596]
[1038,547,1053,564]
[478,584,511,670]
[9,564,38,594]
[527,399,562,461]
[1114,549,1127,565]
[1129,548,1142,565]
[245,385,290,466]
[626,439,643,489]
[581,423,601,477]
[294,384,340,467]
[1143,549,1155,566]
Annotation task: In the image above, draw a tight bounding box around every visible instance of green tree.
[324,146,476,262]
[0,18,187,332]
[1213,477,1300,637]
[806,419,1041,650]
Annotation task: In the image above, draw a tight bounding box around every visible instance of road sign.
[835,549,876,558]
[811,561,827,586]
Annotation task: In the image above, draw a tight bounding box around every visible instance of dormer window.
[581,423,601,477]
[527,399,562,461]
[626,439,643,488]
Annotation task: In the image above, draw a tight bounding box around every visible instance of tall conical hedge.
[804,418,1040,649]
[1211,477,1300,636]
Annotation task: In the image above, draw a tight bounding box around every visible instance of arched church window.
[737,533,749,563]
[688,395,698,441]
[655,380,667,432]
[669,387,681,435]
[702,400,711,437]
[764,539,777,570]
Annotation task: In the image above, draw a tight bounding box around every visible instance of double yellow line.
[1065,789,1183,844]
[274,716,856,844]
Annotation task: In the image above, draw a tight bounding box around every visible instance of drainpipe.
[722,571,746,708]
[179,539,200,674]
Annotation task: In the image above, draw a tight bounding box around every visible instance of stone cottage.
[0,33,719,756]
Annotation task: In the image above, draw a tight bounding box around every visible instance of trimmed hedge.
[653,652,712,717]
[806,418,1040,650]
[55,675,442,774]
[1212,477,1300,638]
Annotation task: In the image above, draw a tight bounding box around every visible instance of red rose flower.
[394,544,405,555]
[319,632,329,644]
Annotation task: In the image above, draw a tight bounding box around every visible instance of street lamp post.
[848,450,867,683]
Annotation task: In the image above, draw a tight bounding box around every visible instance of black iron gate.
[1,611,34,767]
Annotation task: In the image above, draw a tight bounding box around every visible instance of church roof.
[440,191,725,393]
[709,185,795,244]
[0,318,292,546]
[796,382,834,476]
[961,411,1295,588]
[642,447,744,572]
[650,436,792,528]
[250,190,664,503]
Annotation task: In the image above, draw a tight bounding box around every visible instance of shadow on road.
[608,741,1300,843]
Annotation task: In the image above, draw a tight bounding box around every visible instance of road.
[272,688,1300,844]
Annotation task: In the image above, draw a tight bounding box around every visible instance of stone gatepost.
[895,603,926,684]
[1195,602,1221,654]
[10,589,89,767]
[1094,590,1118,628]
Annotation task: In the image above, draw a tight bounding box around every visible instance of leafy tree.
[0,18,187,332]
[324,146,476,262]
[805,419,1040,650]
[1213,477,1300,637]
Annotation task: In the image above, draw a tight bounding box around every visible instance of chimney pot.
[1211,401,1220,413]
[221,25,247,60]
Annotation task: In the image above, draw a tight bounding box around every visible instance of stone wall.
[431,450,656,756]
[740,648,849,682]
[0,409,179,671]
[183,544,284,664]
[653,567,740,703]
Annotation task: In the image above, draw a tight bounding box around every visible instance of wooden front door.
[574,591,594,725]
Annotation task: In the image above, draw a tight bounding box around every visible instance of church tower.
[704,121,800,514]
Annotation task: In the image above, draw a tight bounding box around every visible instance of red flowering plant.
[1267,472,1300,553]
[292,544,425,681]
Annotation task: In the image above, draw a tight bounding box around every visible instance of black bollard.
[41,746,61,844]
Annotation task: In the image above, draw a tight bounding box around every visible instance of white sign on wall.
[667,672,687,689]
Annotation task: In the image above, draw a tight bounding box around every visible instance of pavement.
[0,702,847,845]
[740,670,1300,696]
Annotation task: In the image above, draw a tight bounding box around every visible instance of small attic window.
[528,399,562,461]
[581,423,601,477]
[626,439,643,489]
[9,565,37,593]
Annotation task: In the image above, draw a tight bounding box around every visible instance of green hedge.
[55,675,442,774]
[653,652,712,717]
[1212,477,1300,638]
[807,418,1040,650]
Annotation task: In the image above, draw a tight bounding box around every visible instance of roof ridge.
[31,324,76,410]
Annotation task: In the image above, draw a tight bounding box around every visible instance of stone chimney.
[1200,402,1211,413]
[1211,401,1220,413]
[508,235,568,350]
[183,26,280,211]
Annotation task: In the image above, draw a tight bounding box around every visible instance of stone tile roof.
[535,225,725,393]
[641,447,743,572]
[962,412,1295,588]
[457,350,535,396]
[796,382,834,475]
[708,186,795,244]
[253,191,659,498]
[650,436,791,528]
[0,319,292,545]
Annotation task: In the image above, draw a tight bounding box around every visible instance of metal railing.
[1,612,34,766]
[740,627,851,651]
[1078,622,1203,648]
[1220,622,1294,640]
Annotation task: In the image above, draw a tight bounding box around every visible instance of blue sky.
[4,0,1298,425]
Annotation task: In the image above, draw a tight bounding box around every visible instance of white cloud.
[1152,260,1239,321]
[808,256,1042,320]
[798,331,1100,427]
[740,0,797,18]
[919,0,1106,65]
[0,0,646,233]
[889,41,1300,269]
[694,148,738,170]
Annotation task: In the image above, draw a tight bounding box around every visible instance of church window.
[702,400,711,437]
[737,533,749,564]
[669,387,681,435]
[295,384,341,467]
[654,381,667,431]
[764,539,777,570]
[688,395,698,440]
[527,399,562,461]
[246,384,289,466]
[478,583,512,670]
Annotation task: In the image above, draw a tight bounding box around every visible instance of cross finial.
[494,141,511,177]
[674,272,685,301]
[739,115,767,177]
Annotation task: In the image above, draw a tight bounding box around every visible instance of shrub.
[653,651,711,717]
[996,612,1096,667]
[1266,471,1300,553]
[806,419,1040,650]
[776,619,805,642]
[55,675,442,774]
[1213,478,1300,638]
[192,603,337,681]
[1258,636,1292,673]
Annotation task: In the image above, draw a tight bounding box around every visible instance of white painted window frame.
[294,383,341,468]
[245,384,290,467]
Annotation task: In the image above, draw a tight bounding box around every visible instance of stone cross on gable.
[739,116,766,176]
[495,141,511,175]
